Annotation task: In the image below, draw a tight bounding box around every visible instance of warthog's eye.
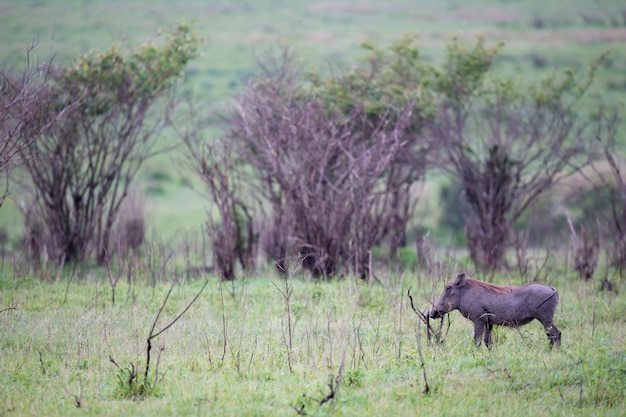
[445,285,452,291]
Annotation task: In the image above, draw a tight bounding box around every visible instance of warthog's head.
[429,273,466,319]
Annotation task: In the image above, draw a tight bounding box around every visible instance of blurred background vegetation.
[0,0,624,265]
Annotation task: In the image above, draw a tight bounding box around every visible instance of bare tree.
[428,40,606,272]
[19,24,200,264]
[222,51,429,278]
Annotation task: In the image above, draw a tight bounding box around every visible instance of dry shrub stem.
[414,321,430,395]
[272,257,303,373]
[106,279,208,399]
[0,306,17,314]
[145,279,209,386]
[219,280,228,365]
[180,103,258,282]
[407,288,447,344]
[104,256,123,306]
[565,209,600,281]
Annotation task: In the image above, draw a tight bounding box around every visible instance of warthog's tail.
[535,287,558,309]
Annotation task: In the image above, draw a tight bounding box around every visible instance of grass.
[1,264,624,416]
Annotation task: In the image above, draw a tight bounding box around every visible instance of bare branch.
[142,278,208,390]
[0,306,17,314]
[150,279,209,340]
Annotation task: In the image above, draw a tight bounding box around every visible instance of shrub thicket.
[193,37,615,277]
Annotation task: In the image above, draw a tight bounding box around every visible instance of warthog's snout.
[429,308,441,319]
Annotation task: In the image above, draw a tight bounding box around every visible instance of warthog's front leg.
[473,320,487,347]
[474,316,494,348]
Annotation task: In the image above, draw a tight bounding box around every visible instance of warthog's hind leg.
[484,322,494,348]
[543,321,561,348]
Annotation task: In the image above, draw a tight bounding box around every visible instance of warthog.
[429,273,561,347]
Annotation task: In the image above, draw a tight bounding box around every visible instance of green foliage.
[344,368,365,388]
[57,23,200,114]
[432,36,503,108]
[308,34,437,129]
[527,51,609,111]
[306,35,508,138]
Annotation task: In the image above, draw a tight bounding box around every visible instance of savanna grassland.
[1,1,626,416]
[0,265,624,416]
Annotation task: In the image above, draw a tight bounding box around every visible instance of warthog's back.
[461,280,558,327]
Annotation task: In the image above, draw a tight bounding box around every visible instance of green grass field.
[1,267,624,416]
[1,2,626,415]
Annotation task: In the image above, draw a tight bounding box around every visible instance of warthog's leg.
[473,320,489,347]
[541,321,561,348]
[474,314,495,348]
[484,322,494,348]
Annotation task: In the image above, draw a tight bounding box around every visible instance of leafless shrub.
[513,228,553,283]
[415,230,436,272]
[260,211,293,275]
[104,257,123,307]
[178,230,212,281]
[141,233,175,287]
[513,228,531,278]
[603,132,626,271]
[0,226,7,264]
[124,219,145,253]
[108,279,208,400]
[272,254,308,373]
[223,50,428,278]
[18,197,50,272]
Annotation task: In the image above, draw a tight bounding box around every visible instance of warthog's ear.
[455,273,466,285]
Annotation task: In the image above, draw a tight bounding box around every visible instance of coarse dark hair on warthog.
[429,273,561,348]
